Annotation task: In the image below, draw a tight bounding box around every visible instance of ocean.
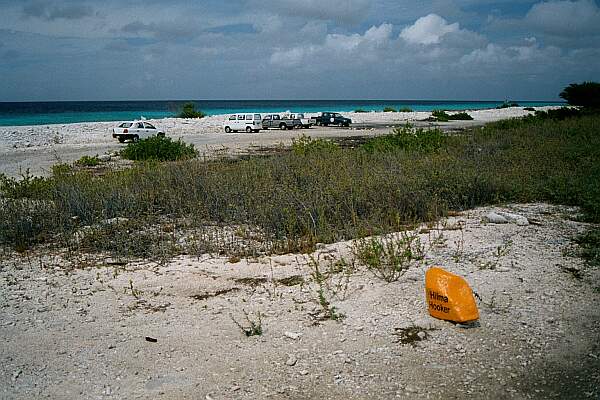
[0,100,563,127]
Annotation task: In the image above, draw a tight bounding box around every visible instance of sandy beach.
[0,106,557,178]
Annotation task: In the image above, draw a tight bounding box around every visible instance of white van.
[223,114,262,133]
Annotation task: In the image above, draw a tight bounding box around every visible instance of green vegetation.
[354,109,368,113]
[353,232,424,282]
[1,113,599,261]
[497,101,520,109]
[431,110,473,122]
[362,124,444,153]
[383,107,397,112]
[574,229,600,267]
[291,134,339,155]
[177,102,206,119]
[121,136,198,161]
[399,107,413,112]
[560,82,600,109]
[75,155,101,167]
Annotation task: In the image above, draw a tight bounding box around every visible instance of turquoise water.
[0,100,563,127]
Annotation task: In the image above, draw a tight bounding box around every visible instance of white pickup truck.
[282,112,312,129]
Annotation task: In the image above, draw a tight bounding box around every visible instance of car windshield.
[119,122,132,128]
[144,123,156,129]
[333,113,341,117]
[297,114,304,118]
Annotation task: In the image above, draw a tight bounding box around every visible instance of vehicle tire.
[344,122,350,127]
[279,123,287,130]
[132,135,139,142]
[246,126,252,133]
[288,126,294,130]
[157,132,165,138]
[225,126,231,133]
[253,129,259,133]
[118,137,125,143]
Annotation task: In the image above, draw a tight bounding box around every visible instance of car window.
[119,122,132,128]
[245,114,253,120]
[254,114,261,120]
[136,123,144,128]
[237,115,245,120]
[333,113,341,117]
[297,114,304,118]
[273,115,280,120]
[264,115,271,120]
[229,115,236,120]
[144,123,156,129]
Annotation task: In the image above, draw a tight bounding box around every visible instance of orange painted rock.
[425,267,479,323]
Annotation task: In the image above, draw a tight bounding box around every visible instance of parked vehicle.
[112,119,165,143]
[223,114,262,133]
[282,112,312,128]
[262,114,302,130]
[312,112,352,127]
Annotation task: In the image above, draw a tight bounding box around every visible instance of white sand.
[0,106,559,151]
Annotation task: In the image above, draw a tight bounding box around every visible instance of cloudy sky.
[1,0,599,101]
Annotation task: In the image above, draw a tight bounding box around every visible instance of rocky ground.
[1,203,599,399]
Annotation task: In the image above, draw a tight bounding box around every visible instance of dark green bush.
[399,107,413,112]
[560,82,600,108]
[121,136,198,161]
[497,101,520,109]
[177,102,206,119]
[574,229,600,266]
[354,109,368,113]
[448,112,473,121]
[431,110,450,122]
[383,107,397,113]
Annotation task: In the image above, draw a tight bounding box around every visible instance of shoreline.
[0,106,559,178]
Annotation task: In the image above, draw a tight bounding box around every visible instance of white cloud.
[400,14,459,45]
[270,23,392,67]
[525,0,600,36]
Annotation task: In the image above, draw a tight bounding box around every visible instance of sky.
[0,0,599,101]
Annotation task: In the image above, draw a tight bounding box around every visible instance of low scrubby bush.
[361,124,444,153]
[399,107,413,112]
[354,109,368,113]
[291,134,339,155]
[177,102,206,119]
[383,107,397,112]
[75,155,101,167]
[121,136,198,161]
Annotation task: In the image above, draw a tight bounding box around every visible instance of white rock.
[483,212,508,224]
[283,331,302,340]
[285,355,297,366]
[98,154,111,162]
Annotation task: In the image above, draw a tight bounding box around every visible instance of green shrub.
[431,110,450,122]
[75,155,101,167]
[399,107,413,112]
[0,170,52,199]
[574,229,600,267]
[177,102,206,119]
[362,124,444,153]
[383,107,397,113]
[448,112,473,121]
[560,82,600,109]
[497,101,520,109]
[524,107,535,112]
[121,136,198,161]
[291,134,339,155]
[354,109,368,113]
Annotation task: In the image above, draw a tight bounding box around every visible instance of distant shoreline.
[0,100,564,127]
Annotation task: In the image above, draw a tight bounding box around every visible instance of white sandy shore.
[0,106,559,151]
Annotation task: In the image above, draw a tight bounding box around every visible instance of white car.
[223,114,262,133]
[112,119,165,143]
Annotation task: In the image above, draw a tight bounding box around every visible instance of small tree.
[177,102,206,118]
[559,82,600,108]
